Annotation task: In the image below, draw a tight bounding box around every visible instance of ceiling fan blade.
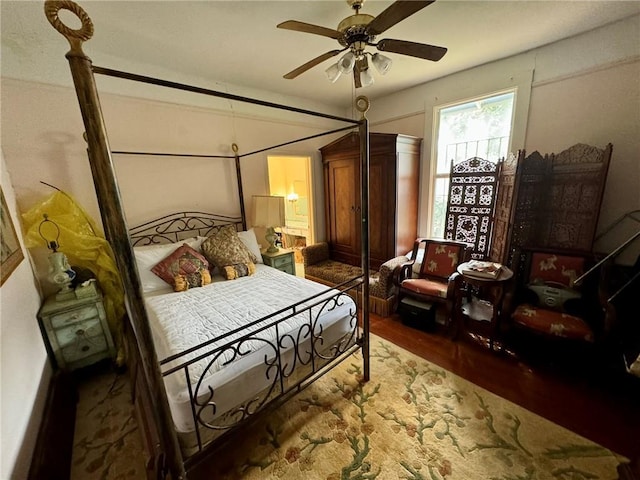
[277,20,342,40]
[367,1,435,36]
[283,49,344,79]
[377,38,447,62]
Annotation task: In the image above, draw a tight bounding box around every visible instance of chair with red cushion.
[505,247,614,358]
[394,238,470,328]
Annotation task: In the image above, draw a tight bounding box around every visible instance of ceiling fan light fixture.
[371,53,392,75]
[360,68,375,87]
[325,63,343,83]
[337,51,356,74]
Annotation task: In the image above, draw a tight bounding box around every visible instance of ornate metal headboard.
[129,212,243,247]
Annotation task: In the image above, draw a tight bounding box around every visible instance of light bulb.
[371,53,392,75]
[325,63,342,83]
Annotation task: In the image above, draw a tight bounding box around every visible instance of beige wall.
[1,80,345,228]
[0,152,50,480]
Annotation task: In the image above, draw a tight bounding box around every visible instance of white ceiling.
[2,1,640,109]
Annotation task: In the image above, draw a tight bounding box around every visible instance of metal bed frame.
[45,1,371,478]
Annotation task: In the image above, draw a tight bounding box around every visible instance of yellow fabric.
[21,191,126,365]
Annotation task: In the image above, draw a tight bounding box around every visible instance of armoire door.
[324,156,361,265]
[368,152,392,269]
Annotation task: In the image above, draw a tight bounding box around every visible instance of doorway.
[267,155,314,274]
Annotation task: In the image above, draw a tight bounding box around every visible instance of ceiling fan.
[278,0,447,88]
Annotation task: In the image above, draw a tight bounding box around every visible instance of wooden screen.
[505,143,612,265]
[444,157,501,260]
[489,152,519,264]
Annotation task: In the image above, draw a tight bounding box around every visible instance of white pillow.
[237,229,263,264]
[133,239,200,293]
[406,247,425,276]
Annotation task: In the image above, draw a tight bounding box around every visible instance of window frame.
[431,90,516,238]
[421,70,532,239]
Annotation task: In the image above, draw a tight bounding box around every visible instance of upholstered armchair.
[504,247,614,356]
[394,238,470,328]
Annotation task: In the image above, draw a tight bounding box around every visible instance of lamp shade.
[360,68,375,87]
[337,51,356,74]
[371,53,392,75]
[253,195,285,228]
[325,63,343,83]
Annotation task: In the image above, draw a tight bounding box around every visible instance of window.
[430,91,515,238]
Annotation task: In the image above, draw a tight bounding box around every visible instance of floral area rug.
[209,335,625,480]
[70,369,146,480]
[70,335,626,479]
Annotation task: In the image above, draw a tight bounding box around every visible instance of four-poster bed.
[44,1,372,478]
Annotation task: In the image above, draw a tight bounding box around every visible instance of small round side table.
[455,262,514,350]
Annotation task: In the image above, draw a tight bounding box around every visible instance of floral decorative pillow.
[134,239,202,293]
[201,225,255,270]
[151,244,209,286]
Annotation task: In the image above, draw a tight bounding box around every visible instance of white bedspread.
[145,264,356,395]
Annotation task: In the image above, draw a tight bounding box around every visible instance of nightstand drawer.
[60,334,108,364]
[51,304,100,328]
[271,255,293,269]
[38,287,116,371]
[54,318,103,348]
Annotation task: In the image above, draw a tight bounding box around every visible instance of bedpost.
[356,96,371,382]
[232,143,248,230]
[44,2,186,478]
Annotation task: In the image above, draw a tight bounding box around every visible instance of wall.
[1,79,346,227]
[0,152,50,479]
[369,14,640,263]
[526,60,640,261]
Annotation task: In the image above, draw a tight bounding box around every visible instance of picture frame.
[1,187,25,286]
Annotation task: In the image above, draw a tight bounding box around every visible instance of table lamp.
[39,214,76,300]
[253,195,285,253]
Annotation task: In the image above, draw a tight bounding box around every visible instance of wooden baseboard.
[28,370,78,480]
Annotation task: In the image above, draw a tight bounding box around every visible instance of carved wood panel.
[444,157,500,260]
[489,152,519,264]
[505,143,612,265]
[506,150,550,266]
[543,143,613,251]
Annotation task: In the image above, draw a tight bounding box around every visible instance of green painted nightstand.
[261,248,295,275]
[37,285,115,371]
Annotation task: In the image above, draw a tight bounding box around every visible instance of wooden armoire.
[320,132,421,270]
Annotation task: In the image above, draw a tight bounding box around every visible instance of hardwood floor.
[369,312,639,465]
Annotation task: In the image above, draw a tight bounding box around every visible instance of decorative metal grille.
[444,157,500,260]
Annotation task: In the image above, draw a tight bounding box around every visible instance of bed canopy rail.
[44,1,371,478]
[111,124,356,231]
